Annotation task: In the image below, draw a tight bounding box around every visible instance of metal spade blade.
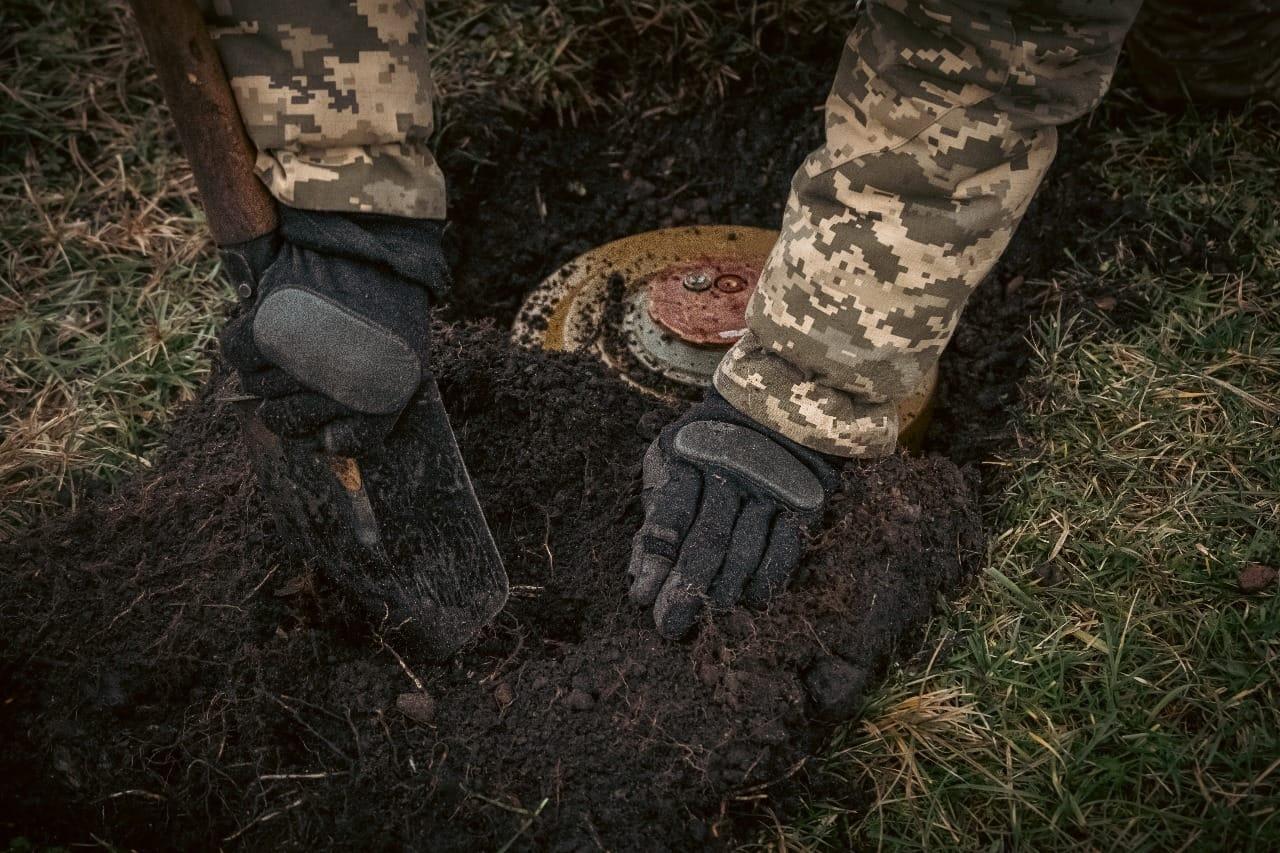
[238,377,508,661]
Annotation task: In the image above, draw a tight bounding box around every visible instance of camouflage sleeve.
[198,0,445,219]
[714,0,1142,457]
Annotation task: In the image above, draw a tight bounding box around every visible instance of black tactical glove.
[219,206,450,455]
[628,389,842,639]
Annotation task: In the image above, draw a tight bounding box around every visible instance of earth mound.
[0,323,982,850]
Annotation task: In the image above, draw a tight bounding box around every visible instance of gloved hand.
[218,206,450,456]
[628,389,842,638]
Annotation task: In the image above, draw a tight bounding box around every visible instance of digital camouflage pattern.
[199,0,446,219]
[714,0,1143,456]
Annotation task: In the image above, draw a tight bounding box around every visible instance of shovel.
[128,0,508,659]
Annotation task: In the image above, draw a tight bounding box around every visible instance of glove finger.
[653,473,741,639]
[628,457,701,607]
[236,366,304,400]
[219,310,269,371]
[743,513,805,607]
[257,392,348,440]
[707,498,775,609]
[221,309,306,400]
[640,440,673,492]
[322,414,397,456]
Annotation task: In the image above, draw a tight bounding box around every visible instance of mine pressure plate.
[511,225,936,449]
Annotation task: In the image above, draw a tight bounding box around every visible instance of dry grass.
[424,1,856,123]
[0,0,221,536]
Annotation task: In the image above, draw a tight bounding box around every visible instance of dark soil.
[0,324,983,850]
[440,60,829,327]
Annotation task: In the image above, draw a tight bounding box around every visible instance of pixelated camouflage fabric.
[716,0,1143,456]
[201,0,446,219]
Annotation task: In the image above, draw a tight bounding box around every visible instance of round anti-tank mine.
[513,225,937,449]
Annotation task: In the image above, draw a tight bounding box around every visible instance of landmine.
[512,225,937,448]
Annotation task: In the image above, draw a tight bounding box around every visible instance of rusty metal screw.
[682,272,711,292]
[715,274,747,294]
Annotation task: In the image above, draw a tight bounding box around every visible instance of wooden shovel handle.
[128,0,279,246]
[131,2,372,517]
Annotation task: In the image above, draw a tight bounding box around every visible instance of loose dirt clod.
[0,323,982,850]
[397,692,437,724]
[1238,562,1278,594]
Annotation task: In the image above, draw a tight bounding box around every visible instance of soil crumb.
[0,324,982,850]
[1239,562,1278,594]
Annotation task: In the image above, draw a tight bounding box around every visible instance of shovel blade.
[239,377,508,660]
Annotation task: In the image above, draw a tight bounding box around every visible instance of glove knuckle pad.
[672,421,823,512]
[253,287,420,416]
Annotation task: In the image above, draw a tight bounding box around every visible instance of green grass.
[0,0,226,535]
[779,105,1280,850]
[423,1,855,123]
[3,1,1278,849]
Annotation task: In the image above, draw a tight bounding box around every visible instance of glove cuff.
[278,205,452,301]
[219,231,280,301]
[670,388,844,497]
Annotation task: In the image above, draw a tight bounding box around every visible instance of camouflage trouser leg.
[714,0,1143,457]
[200,0,446,220]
